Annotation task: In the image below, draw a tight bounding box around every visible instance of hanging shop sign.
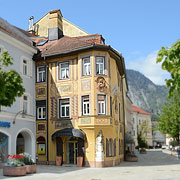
[0,121,11,128]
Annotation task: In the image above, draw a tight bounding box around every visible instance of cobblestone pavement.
[1,149,180,180]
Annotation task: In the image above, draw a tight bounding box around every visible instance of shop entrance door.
[66,137,77,164]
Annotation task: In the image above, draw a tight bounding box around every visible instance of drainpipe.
[122,76,126,161]
[44,56,49,163]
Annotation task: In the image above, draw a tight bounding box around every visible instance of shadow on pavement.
[0,165,88,179]
[119,149,180,167]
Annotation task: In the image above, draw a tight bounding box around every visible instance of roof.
[0,17,35,48]
[32,34,108,57]
[32,34,125,75]
[131,104,151,116]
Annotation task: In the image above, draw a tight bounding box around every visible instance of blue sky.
[1,0,179,85]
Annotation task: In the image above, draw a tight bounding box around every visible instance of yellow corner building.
[32,9,127,167]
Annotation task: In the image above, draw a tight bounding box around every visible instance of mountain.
[126,69,169,114]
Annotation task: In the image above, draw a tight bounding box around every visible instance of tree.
[157,39,180,97]
[0,51,25,108]
[157,92,180,143]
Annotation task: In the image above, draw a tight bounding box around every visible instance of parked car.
[161,145,167,149]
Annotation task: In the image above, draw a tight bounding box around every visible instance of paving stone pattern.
[1,150,180,180]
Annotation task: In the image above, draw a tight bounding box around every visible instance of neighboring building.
[125,95,134,151]
[151,115,165,147]
[131,104,153,147]
[0,18,37,163]
[32,9,126,167]
[31,9,89,37]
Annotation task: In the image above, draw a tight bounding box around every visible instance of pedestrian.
[177,145,180,160]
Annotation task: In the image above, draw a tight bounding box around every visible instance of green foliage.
[170,141,179,147]
[0,51,25,107]
[137,134,147,148]
[157,92,180,142]
[157,39,180,97]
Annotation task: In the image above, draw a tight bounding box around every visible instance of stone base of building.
[84,158,122,167]
[37,161,48,165]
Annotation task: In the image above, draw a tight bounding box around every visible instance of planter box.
[3,166,26,176]
[26,164,36,174]
[77,157,83,167]
[125,156,138,162]
[140,151,147,154]
[56,156,62,166]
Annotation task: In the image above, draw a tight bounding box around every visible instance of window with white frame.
[82,95,90,115]
[59,62,69,79]
[23,95,28,114]
[96,57,105,75]
[37,66,46,82]
[23,60,28,75]
[59,98,70,118]
[37,107,46,119]
[97,95,106,115]
[82,57,91,76]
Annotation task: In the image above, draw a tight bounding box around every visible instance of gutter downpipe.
[122,75,126,161]
[44,55,49,163]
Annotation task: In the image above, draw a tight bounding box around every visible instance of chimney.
[28,16,35,35]
[48,9,63,41]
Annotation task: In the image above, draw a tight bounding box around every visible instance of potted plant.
[3,154,26,176]
[20,152,36,174]
[140,148,147,154]
[125,152,138,162]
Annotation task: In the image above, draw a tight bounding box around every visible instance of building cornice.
[0,30,37,55]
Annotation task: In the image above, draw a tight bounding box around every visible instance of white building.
[0,17,37,163]
[131,104,153,147]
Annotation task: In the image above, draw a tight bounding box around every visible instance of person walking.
[177,145,180,160]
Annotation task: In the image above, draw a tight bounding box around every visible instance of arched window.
[109,138,113,157]
[106,138,109,157]
[37,136,46,155]
[114,139,116,156]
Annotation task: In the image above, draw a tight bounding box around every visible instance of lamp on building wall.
[13,110,25,124]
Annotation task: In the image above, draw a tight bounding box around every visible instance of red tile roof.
[131,104,151,116]
[32,35,108,58]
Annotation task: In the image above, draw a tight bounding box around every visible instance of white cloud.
[126,51,170,85]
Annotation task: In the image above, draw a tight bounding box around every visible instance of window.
[23,60,27,75]
[133,130,135,136]
[139,120,141,124]
[82,96,90,115]
[23,95,28,114]
[97,95,106,115]
[59,98,70,118]
[82,57,91,76]
[132,118,135,124]
[96,57,105,75]
[119,139,120,155]
[38,124,45,131]
[37,107,46,119]
[114,139,116,156]
[37,66,46,82]
[59,62,69,79]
